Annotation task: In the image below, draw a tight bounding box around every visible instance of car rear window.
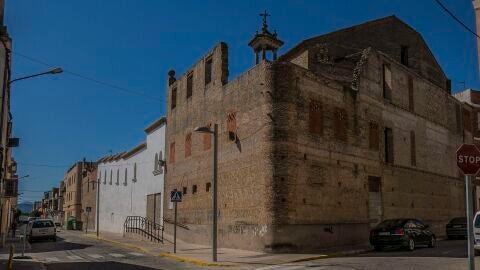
[376,219,407,228]
[451,217,467,224]
[475,216,480,228]
[32,220,54,228]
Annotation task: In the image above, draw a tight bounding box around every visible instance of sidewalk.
[0,227,46,270]
[79,230,371,267]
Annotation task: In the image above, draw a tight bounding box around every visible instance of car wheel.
[428,236,436,248]
[407,238,415,251]
[52,236,57,242]
[373,245,382,251]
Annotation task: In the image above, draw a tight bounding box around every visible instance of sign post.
[170,190,182,254]
[456,144,480,270]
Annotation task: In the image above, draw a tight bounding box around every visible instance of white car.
[27,219,56,242]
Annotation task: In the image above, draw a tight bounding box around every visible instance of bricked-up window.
[206,182,211,192]
[455,104,462,133]
[384,127,394,164]
[227,112,237,141]
[410,131,416,166]
[334,108,347,141]
[205,57,212,85]
[203,123,212,150]
[463,109,472,132]
[309,100,322,135]
[169,142,175,163]
[383,64,392,101]
[408,76,414,112]
[401,46,409,66]
[171,87,177,110]
[192,185,197,194]
[369,122,379,150]
[186,73,193,99]
[185,133,192,158]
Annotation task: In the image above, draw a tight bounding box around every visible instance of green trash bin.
[66,216,76,230]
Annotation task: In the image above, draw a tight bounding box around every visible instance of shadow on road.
[356,239,468,258]
[46,261,162,270]
[27,236,92,253]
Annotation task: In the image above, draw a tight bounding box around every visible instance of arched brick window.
[227,112,237,141]
[309,99,322,135]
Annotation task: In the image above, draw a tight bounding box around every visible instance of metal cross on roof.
[259,10,270,31]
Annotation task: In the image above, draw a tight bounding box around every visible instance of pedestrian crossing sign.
[170,190,182,202]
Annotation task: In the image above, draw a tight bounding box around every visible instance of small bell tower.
[248,10,284,64]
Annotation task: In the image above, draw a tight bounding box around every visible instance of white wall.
[97,122,165,234]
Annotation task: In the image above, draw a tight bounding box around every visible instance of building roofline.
[122,142,147,160]
[144,116,166,134]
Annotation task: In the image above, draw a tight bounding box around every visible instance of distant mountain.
[17,202,33,214]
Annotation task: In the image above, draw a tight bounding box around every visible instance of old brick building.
[62,162,84,226]
[81,161,97,231]
[164,15,472,252]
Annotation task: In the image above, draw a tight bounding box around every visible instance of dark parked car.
[446,217,467,239]
[370,219,435,251]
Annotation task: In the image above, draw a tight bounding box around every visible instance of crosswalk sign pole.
[174,201,177,253]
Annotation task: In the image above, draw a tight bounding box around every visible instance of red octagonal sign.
[457,144,480,175]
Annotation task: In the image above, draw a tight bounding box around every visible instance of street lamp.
[193,124,218,262]
[8,67,63,86]
[17,175,29,180]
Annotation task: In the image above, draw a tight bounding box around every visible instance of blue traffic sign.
[171,190,182,202]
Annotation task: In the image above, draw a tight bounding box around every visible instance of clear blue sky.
[5,0,479,203]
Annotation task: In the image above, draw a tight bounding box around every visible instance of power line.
[434,0,480,39]
[13,51,163,102]
[17,162,70,168]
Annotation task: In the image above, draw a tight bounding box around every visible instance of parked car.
[26,219,56,242]
[473,212,480,255]
[446,217,467,239]
[369,219,435,251]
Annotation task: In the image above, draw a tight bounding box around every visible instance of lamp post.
[8,67,63,86]
[193,124,218,262]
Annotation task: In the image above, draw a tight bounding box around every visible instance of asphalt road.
[2,228,210,270]
[0,228,476,270]
[249,239,472,270]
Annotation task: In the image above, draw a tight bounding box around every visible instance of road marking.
[87,254,104,259]
[45,257,60,262]
[109,253,125,258]
[129,252,144,256]
[66,255,83,260]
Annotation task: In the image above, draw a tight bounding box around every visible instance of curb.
[82,233,234,267]
[288,248,371,263]
[159,252,235,267]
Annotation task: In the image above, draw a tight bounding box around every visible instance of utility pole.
[473,0,480,73]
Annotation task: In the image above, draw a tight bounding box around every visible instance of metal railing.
[123,216,163,243]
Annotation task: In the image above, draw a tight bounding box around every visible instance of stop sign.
[456,144,480,175]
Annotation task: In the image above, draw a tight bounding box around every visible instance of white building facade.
[97,117,166,234]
